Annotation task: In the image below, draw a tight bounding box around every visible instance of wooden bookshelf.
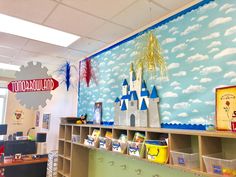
[57,121,236,177]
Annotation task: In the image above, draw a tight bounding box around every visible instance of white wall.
[37,76,78,152]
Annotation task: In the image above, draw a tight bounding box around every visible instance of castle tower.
[140,80,149,108]
[137,98,148,127]
[135,63,143,96]
[122,79,128,96]
[127,91,138,127]
[120,100,128,126]
[114,97,121,126]
[148,86,161,128]
[129,63,136,91]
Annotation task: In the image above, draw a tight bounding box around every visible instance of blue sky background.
[78,0,236,126]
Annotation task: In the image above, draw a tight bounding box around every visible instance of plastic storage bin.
[145,140,168,164]
[203,153,236,176]
[84,135,99,147]
[99,137,112,150]
[128,141,145,158]
[112,139,127,154]
[171,149,199,169]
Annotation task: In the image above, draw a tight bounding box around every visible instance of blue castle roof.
[130,91,138,101]
[150,86,158,99]
[121,101,127,111]
[141,90,149,97]
[121,94,130,100]
[142,80,147,89]
[114,97,120,103]
[122,79,128,86]
[140,99,148,110]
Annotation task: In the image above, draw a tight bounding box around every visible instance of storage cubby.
[57,156,64,173]
[65,125,72,141]
[64,142,71,158]
[80,127,89,143]
[170,134,199,169]
[59,125,65,139]
[112,129,127,139]
[100,128,112,137]
[128,130,145,141]
[63,159,71,176]
[58,140,64,155]
[201,136,236,175]
[57,121,236,177]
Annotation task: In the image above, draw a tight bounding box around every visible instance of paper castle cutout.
[114,63,161,127]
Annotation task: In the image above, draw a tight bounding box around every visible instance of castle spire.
[140,98,148,110]
[121,100,127,111]
[150,86,158,99]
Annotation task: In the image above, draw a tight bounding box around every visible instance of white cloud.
[191,65,204,72]
[173,102,190,109]
[173,71,186,77]
[171,43,187,53]
[186,37,199,43]
[207,41,222,48]
[189,99,202,103]
[188,117,206,125]
[200,2,218,11]
[106,99,114,103]
[170,81,180,87]
[107,79,115,84]
[209,48,220,54]
[187,53,208,63]
[193,77,199,80]
[162,116,170,121]
[200,78,212,83]
[224,71,236,78]
[172,16,184,23]
[219,3,234,11]
[205,101,215,105]
[158,25,168,30]
[162,38,176,45]
[174,86,181,90]
[233,38,236,42]
[209,17,232,28]
[190,48,195,51]
[99,80,106,84]
[160,103,170,109]
[162,111,171,116]
[168,63,180,70]
[181,24,201,36]
[107,60,115,65]
[183,85,205,94]
[117,54,127,60]
[200,66,222,75]
[192,109,199,113]
[227,61,236,65]
[197,15,208,22]
[202,32,220,40]
[163,92,178,98]
[176,53,185,58]
[130,51,138,57]
[214,48,236,59]
[169,27,178,33]
[231,78,236,83]
[164,49,169,54]
[178,113,188,117]
[225,26,236,36]
[169,120,181,124]
[172,31,179,35]
[191,17,195,21]
[225,8,236,14]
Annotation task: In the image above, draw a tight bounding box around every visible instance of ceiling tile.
[44,4,105,36]
[0,47,19,58]
[0,33,28,49]
[152,0,195,10]
[61,0,136,20]
[111,0,167,29]
[22,40,68,57]
[88,22,131,43]
[0,0,58,23]
[65,49,87,61]
[70,37,106,53]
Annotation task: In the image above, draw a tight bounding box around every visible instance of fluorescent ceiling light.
[0,63,20,71]
[0,14,80,47]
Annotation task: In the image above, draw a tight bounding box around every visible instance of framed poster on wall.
[216,86,236,131]
[42,114,51,130]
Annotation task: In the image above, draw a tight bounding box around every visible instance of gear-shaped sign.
[8,62,59,109]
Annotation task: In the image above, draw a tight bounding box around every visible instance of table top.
[0,157,48,167]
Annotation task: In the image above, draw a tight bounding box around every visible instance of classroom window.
[0,88,8,124]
